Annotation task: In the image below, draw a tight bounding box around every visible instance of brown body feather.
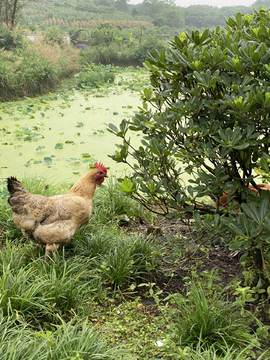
[7,165,107,261]
[214,184,270,210]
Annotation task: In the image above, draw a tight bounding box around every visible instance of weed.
[168,281,256,353]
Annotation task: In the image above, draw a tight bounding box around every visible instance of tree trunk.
[5,0,9,28]
[0,0,4,24]
[11,0,18,30]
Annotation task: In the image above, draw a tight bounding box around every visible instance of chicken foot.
[45,243,64,262]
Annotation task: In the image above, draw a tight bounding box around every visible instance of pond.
[0,70,149,186]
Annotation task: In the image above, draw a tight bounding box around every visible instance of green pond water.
[0,73,146,186]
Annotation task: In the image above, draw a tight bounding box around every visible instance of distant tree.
[131,7,139,17]
[0,0,35,30]
[114,0,129,12]
[140,0,175,17]
[94,0,114,6]
[68,27,88,44]
[153,6,184,28]
[91,23,115,46]
[184,5,223,29]
[138,0,184,28]
[134,33,165,64]
[253,0,270,7]
[219,5,254,21]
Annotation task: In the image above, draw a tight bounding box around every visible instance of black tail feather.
[7,176,20,195]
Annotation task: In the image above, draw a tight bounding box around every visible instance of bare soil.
[126,216,270,328]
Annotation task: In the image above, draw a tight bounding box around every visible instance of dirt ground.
[126,216,270,328]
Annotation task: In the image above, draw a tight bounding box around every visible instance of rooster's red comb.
[94,162,107,174]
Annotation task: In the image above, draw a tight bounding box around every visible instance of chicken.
[212,183,270,210]
[7,162,108,261]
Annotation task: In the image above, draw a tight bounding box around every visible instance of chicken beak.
[104,174,108,178]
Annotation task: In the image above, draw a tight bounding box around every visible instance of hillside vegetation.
[21,0,270,32]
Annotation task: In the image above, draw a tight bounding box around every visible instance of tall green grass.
[0,175,269,359]
[170,281,256,353]
[0,39,78,101]
[0,175,160,311]
[0,316,126,359]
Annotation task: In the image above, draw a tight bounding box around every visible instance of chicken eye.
[99,171,103,175]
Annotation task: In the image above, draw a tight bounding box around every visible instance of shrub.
[133,34,166,64]
[0,29,23,50]
[108,8,270,284]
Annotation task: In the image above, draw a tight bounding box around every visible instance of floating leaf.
[76,122,84,127]
[24,160,32,167]
[82,153,91,158]
[36,145,45,152]
[113,112,119,115]
[44,157,52,164]
[65,140,74,144]
[55,143,64,149]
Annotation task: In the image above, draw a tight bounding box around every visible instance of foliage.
[0,174,270,358]
[0,29,23,50]
[20,0,263,32]
[0,38,78,100]
[76,63,116,88]
[95,236,158,289]
[77,31,167,67]
[170,281,254,351]
[108,8,270,282]
[0,0,34,30]
[0,176,159,298]
[222,198,270,288]
[0,316,125,359]
[133,34,166,65]
[44,26,65,45]
[91,176,146,225]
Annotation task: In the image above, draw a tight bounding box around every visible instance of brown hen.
[7,162,107,261]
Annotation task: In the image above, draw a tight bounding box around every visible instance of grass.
[171,281,254,351]
[0,176,269,359]
[0,315,126,359]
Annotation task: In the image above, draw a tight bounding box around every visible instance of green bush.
[0,29,23,50]
[44,26,64,45]
[108,8,270,283]
[133,34,166,64]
